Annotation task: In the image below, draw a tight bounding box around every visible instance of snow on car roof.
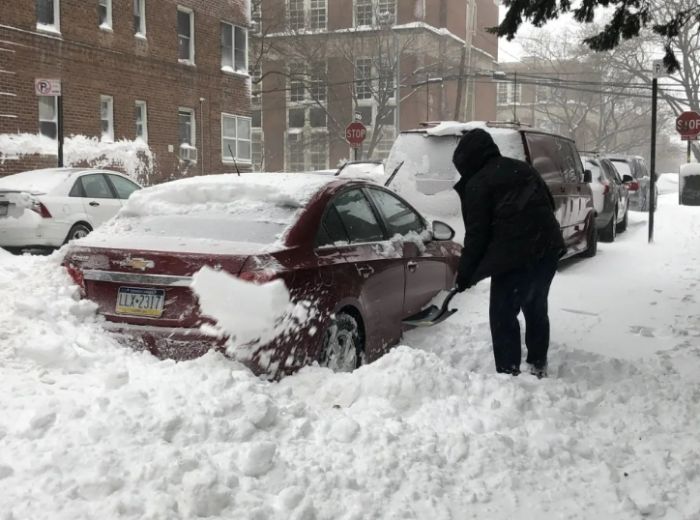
[79,172,337,254]
[0,168,83,194]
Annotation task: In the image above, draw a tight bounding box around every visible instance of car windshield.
[0,168,78,194]
[79,172,333,253]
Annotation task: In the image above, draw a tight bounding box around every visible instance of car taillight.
[626,181,640,191]
[602,181,610,195]
[65,263,86,296]
[30,199,52,218]
[239,269,276,284]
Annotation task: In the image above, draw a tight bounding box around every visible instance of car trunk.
[0,190,44,219]
[65,246,252,329]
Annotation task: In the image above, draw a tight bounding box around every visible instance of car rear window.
[611,160,632,178]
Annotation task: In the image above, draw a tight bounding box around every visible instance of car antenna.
[384,161,404,187]
[228,145,241,176]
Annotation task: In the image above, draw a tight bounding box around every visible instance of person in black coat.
[452,128,565,378]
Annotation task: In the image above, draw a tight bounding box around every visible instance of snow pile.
[79,173,333,254]
[0,167,77,194]
[1,195,700,518]
[0,133,153,184]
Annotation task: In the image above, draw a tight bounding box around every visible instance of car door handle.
[407,261,418,272]
[89,201,100,207]
[356,265,374,278]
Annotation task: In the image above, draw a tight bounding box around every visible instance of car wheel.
[600,208,617,242]
[616,209,628,233]
[64,223,92,244]
[319,312,364,372]
[582,216,598,258]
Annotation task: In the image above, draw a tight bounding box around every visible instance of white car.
[0,168,141,252]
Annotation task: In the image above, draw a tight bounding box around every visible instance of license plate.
[116,287,165,318]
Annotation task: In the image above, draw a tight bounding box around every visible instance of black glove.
[455,272,470,293]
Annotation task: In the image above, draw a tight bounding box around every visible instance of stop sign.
[676,111,700,140]
[345,121,367,148]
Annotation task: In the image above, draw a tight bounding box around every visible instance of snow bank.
[0,133,154,184]
[79,173,333,253]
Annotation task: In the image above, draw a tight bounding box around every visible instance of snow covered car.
[0,167,141,252]
[582,155,629,242]
[62,173,461,377]
[386,121,598,258]
[606,155,657,211]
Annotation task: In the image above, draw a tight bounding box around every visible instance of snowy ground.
[1,193,700,519]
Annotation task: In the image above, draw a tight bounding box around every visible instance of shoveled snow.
[78,173,334,254]
[1,195,700,518]
[0,167,82,194]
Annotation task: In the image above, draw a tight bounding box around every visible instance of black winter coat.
[453,129,565,287]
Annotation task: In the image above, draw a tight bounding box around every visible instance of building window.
[38,96,58,139]
[309,63,326,101]
[221,22,247,74]
[177,7,195,64]
[135,101,148,142]
[36,0,60,31]
[252,129,263,171]
[100,95,114,142]
[251,1,262,33]
[178,108,195,146]
[496,82,522,106]
[134,0,146,36]
[355,0,395,26]
[98,0,112,29]
[287,133,305,171]
[287,0,326,31]
[250,62,262,105]
[222,114,252,163]
[356,58,373,100]
[286,132,327,171]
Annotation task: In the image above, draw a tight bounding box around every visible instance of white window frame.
[354,0,395,27]
[178,107,196,147]
[100,95,114,142]
[177,6,195,65]
[134,0,146,37]
[221,113,252,164]
[287,0,326,31]
[38,96,58,139]
[221,22,248,74]
[135,100,148,143]
[36,0,61,33]
[99,0,112,30]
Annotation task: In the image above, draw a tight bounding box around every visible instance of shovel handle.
[439,287,459,312]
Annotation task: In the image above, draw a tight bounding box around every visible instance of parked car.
[62,173,461,377]
[581,155,629,242]
[0,167,142,253]
[386,121,597,258]
[606,155,658,211]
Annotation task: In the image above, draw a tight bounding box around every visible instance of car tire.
[64,223,92,244]
[616,209,628,233]
[599,208,617,242]
[582,216,598,258]
[319,312,364,372]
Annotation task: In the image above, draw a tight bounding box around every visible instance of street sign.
[652,59,668,78]
[345,121,367,148]
[35,79,61,96]
[676,111,700,141]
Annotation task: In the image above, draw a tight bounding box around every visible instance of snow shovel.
[402,287,459,327]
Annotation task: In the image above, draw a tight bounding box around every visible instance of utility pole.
[454,45,467,121]
[512,72,517,122]
[649,59,666,243]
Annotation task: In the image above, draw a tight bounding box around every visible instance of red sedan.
[63,173,461,377]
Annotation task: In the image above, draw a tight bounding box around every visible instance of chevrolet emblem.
[117,257,155,271]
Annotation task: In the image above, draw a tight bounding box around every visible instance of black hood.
[452,128,502,183]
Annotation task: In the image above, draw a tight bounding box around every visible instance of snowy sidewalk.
[1,195,699,519]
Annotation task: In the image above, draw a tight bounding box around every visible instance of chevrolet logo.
[116,257,155,271]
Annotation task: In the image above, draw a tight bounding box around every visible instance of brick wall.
[0,0,251,183]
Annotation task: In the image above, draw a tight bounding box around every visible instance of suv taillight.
[602,181,610,196]
[239,269,276,284]
[30,199,52,218]
[626,181,640,192]
[65,263,86,296]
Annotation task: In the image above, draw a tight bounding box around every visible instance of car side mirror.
[583,169,593,183]
[432,220,455,241]
[622,174,634,183]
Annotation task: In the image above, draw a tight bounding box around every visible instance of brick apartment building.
[0,0,251,183]
[252,0,499,172]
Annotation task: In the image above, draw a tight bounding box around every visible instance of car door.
[556,138,590,244]
[602,160,625,220]
[524,132,570,240]
[364,186,449,317]
[330,188,405,352]
[607,161,629,215]
[75,173,122,227]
